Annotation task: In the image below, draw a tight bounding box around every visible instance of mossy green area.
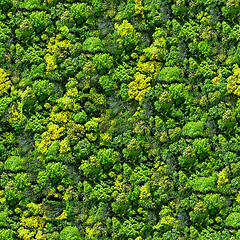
[1,0,240,239]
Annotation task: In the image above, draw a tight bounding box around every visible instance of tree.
[37,170,48,189]
[97,148,118,170]
[92,0,103,13]
[73,138,91,161]
[118,218,144,239]
[192,138,211,160]
[92,53,113,75]
[60,226,81,240]
[227,64,240,96]
[182,121,205,138]
[128,72,151,101]
[123,138,142,160]
[85,222,107,239]
[0,229,15,240]
[0,96,12,117]
[191,174,217,193]
[70,3,92,25]
[203,193,224,216]
[36,122,65,155]
[72,111,87,124]
[189,201,209,226]
[158,66,182,83]
[178,146,197,168]
[225,212,240,228]
[82,37,104,53]
[16,19,33,41]
[24,113,47,134]
[29,11,50,33]
[0,0,13,11]
[115,19,138,51]
[45,162,67,185]
[60,10,74,28]
[14,172,29,190]
[4,156,24,172]
[198,41,212,58]
[67,121,85,145]
[143,28,166,61]
[155,91,173,113]
[32,79,53,102]
[154,206,178,233]
[218,109,237,133]
[0,68,11,97]
[80,155,101,179]
[99,75,115,94]
[112,63,134,84]
[168,83,186,105]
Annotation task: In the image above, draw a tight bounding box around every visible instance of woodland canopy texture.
[1,0,240,239]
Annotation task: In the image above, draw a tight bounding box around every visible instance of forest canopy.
[1,0,240,239]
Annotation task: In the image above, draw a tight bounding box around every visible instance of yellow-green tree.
[227,64,240,96]
[128,72,151,101]
[0,68,11,97]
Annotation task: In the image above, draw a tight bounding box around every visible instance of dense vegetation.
[1,0,240,239]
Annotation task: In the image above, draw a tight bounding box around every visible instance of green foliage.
[218,109,237,132]
[158,66,182,83]
[29,11,50,33]
[0,22,10,44]
[198,41,212,58]
[123,138,142,159]
[70,3,92,24]
[80,155,101,178]
[37,170,48,189]
[67,121,85,144]
[0,229,15,240]
[191,174,217,193]
[97,148,118,169]
[189,201,208,225]
[85,118,98,132]
[46,162,67,185]
[4,156,24,172]
[92,53,113,75]
[21,0,43,11]
[82,37,104,53]
[0,96,11,117]
[25,113,47,134]
[155,91,173,113]
[0,68,11,97]
[99,75,114,93]
[32,79,53,101]
[192,138,211,160]
[0,209,10,227]
[168,83,186,105]
[92,0,103,13]
[112,63,134,83]
[4,181,21,206]
[0,0,12,10]
[204,194,224,216]
[14,173,29,190]
[178,145,196,168]
[143,28,166,61]
[60,226,81,240]
[182,121,205,138]
[115,20,138,51]
[1,1,240,239]
[225,212,240,228]
[128,72,151,101]
[72,111,87,124]
[120,83,129,101]
[16,19,33,40]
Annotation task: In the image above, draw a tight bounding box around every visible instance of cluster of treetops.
[1,0,240,239]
